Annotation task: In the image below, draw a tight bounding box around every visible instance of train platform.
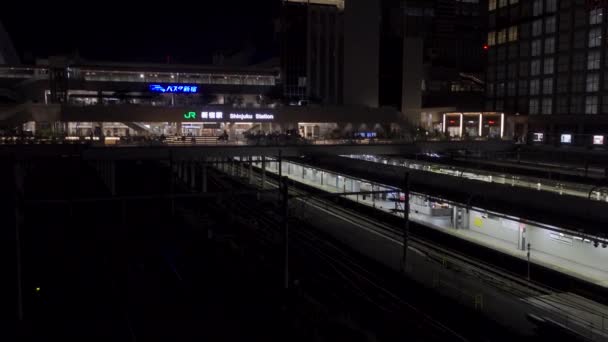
[258,157,608,289]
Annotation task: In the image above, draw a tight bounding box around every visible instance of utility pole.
[281,176,289,290]
[14,161,24,321]
[278,150,283,178]
[527,243,531,281]
[402,172,410,273]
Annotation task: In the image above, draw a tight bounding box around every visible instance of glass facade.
[486,0,608,117]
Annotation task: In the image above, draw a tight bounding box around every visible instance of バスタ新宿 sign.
[149,84,199,93]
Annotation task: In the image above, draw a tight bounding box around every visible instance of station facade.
[0,59,405,140]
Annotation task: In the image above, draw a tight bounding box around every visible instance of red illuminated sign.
[483,44,489,51]
[449,120,456,124]
[488,120,496,125]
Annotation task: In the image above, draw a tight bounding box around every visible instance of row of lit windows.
[490,73,602,94]
[488,53,607,83]
[488,26,518,45]
[489,0,557,14]
[489,95,608,115]
[529,96,599,115]
[488,9,604,46]
[489,28,604,66]
[488,0,518,11]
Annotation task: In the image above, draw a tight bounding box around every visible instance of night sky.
[1,0,280,65]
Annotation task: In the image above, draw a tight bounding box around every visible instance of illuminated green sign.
[183,111,196,120]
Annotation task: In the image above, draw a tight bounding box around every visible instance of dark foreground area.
[0,157,540,341]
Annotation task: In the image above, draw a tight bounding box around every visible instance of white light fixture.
[500,113,505,138]
[139,74,144,78]
[459,113,463,137]
[593,135,604,145]
[478,113,483,137]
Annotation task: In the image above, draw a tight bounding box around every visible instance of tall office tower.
[343,0,381,108]
[379,0,486,128]
[0,20,19,65]
[486,0,608,145]
[280,0,344,105]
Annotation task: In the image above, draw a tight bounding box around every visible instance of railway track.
[209,159,607,341]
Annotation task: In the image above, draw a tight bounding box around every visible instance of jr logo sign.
[183,112,197,120]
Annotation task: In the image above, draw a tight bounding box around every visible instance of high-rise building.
[486,0,608,145]
[279,0,344,105]
[343,0,381,108]
[0,20,19,65]
[343,0,486,131]
[281,0,489,136]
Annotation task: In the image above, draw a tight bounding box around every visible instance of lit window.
[531,60,541,76]
[588,51,600,70]
[561,134,572,143]
[593,135,604,145]
[544,58,554,74]
[499,0,508,8]
[533,0,543,16]
[508,26,518,42]
[586,96,599,114]
[587,73,600,92]
[489,0,497,11]
[590,8,603,25]
[544,37,555,54]
[542,98,553,114]
[589,28,602,47]
[488,31,496,46]
[498,29,507,44]
[532,39,542,56]
[532,20,543,36]
[543,78,554,94]
[530,78,540,95]
[529,98,540,114]
[545,17,556,34]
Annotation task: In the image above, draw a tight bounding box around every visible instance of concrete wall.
[343,0,380,107]
[527,225,608,273]
[468,210,519,248]
[468,208,608,273]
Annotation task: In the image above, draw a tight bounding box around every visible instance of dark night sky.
[1,0,280,65]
